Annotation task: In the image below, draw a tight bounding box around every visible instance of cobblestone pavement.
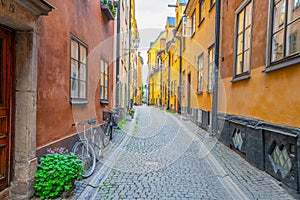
[73,106,298,200]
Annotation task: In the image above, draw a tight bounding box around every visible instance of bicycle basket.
[102,111,111,121]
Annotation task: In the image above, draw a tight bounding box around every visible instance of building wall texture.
[219,0,300,191]
[37,0,115,149]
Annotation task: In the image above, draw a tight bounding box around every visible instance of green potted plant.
[34,147,84,199]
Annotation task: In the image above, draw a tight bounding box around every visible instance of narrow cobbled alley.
[73,106,297,200]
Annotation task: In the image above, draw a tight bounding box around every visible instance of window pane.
[104,88,107,100]
[286,21,300,56]
[238,10,245,34]
[287,0,300,23]
[71,59,78,79]
[237,33,244,54]
[244,27,251,50]
[294,0,300,9]
[71,78,78,98]
[245,3,252,27]
[80,64,87,81]
[237,54,243,74]
[71,40,78,59]
[272,30,284,61]
[79,81,86,98]
[101,74,105,86]
[200,1,205,21]
[273,0,286,33]
[105,75,108,87]
[80,45,87,64]
[243,50,250,72]
[100,86,103,99]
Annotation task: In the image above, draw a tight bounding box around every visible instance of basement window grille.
[270,143,292,177]
[232,128,243,151]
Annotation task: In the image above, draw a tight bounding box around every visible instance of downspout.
[167,50,171,110]
[128,0,132,110]
[212,0,221,135]
[116,1,121,108]
[179,36,182,114]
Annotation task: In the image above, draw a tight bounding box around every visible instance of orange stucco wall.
[37,0,115,148]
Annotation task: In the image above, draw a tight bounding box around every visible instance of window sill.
[264,55,300,73]
[198,18,205,27]
[231,73,251,83]
[100,99,109,104]
[70,99,88,105]
[209,3,216,12]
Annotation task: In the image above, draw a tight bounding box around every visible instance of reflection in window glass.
[270,0,300,63]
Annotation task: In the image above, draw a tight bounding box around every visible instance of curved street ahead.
[75,106,296,200]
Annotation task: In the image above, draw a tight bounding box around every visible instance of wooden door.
[0,27,13,192]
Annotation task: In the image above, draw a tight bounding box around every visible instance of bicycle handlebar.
[72,118,97,126]
[88,118,97,125]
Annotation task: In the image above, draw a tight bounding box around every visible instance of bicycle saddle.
[88,118,97,125]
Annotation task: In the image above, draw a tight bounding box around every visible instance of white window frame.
[197,53,204,93]
[70,35,88,104]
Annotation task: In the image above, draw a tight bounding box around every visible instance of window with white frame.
[269,0,300,63]
[70,36,87,102]
[208,45,215,92]
[191,10,196,36]
[197,53,204,93]
[235,1,252,76]
[100,59,109,101]
[199,0,205,24]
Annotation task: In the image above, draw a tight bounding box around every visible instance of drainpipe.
[167,50,171,110]
[160,57,163,108]
[178,36,182,114]
[212,0,221,135]
[128,0,132,110]
[116,1,121,108]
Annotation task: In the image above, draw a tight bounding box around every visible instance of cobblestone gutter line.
[168,113,249,200]
[171,113,297,200]
[77,116,137,200]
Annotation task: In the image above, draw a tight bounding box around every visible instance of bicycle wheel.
[102,124,110,147]
[72,141,96,177]
[92,128,102,161]
[109,125,114,140]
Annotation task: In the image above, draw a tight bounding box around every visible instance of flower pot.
[101,4,114,21]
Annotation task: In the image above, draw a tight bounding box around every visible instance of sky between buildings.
[135,0,176,84]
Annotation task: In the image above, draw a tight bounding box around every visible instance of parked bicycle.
[102,109,119,146]
[72,118,102,177]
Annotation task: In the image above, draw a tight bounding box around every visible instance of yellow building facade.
[179,0,216,130]
[148,31,166,106]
